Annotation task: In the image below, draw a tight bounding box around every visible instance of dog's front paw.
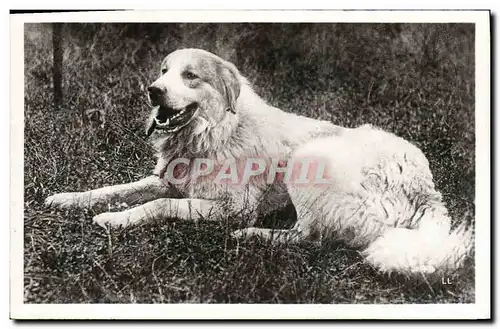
[93,212,132,229]
[45,193,82,209]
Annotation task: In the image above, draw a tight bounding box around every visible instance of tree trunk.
[52,23,63,110]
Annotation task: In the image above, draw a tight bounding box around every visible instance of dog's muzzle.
[150,103,199,134]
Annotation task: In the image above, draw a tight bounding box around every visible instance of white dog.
[46,48,473,277]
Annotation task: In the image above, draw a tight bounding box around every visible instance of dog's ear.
[218,61,240,114]
[146,116,156,136]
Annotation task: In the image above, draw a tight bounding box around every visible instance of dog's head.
[146,48,241,136]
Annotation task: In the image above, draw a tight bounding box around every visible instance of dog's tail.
[362,203,474,278]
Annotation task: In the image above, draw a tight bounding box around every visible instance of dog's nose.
[148,85,164,96]
[148,85,166,106]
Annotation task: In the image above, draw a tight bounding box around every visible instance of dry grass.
[24,23,475,304]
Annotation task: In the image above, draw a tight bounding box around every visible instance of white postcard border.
[10,10,491,320]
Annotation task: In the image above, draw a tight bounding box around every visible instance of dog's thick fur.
[46,48,473,277]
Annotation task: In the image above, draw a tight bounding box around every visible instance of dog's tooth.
[166,118,170,125]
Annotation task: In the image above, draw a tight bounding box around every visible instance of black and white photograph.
[10,10,490,320]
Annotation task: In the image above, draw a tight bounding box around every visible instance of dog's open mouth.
[154,103,198,133]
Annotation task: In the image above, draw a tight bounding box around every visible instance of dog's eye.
[161,68,167,74]
[183,72,198,80]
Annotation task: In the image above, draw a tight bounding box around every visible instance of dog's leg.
[92,198,219,228]
[45,175,170,211]
[231,226,307,244]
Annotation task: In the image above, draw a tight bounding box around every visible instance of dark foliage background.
[24,23,474,303]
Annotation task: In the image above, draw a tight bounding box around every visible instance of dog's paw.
[93,212,132,229]
[45,193,81,209]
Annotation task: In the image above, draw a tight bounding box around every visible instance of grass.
[24,23,475,304]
